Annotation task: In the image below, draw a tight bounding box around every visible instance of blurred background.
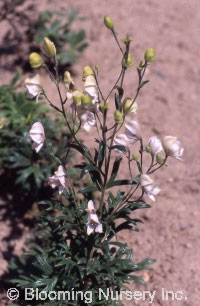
[0,0,199,305]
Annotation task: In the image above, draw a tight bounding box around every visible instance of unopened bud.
[122,53,133,68]
[123,98,137,114]
[132,153,138,161]
[64,71,72,84]
[29,52,43,69]
[100,100,109,112]
[73,93,82,105]
[81,95,92,106]
[123,34,132,46]
[144,48,156,62]
[42,37,56,57]
[104,16,114,30]
[83,66,94,79]
[156,153,163,165]
[146,145,152,153]
[114,110,123,124]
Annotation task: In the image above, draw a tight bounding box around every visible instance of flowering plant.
[0,75,77,198]
[10,16,183,305]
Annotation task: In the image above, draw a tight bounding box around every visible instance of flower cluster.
[26,31,183,238]
[65,68,98,132]
[113,120,183,202]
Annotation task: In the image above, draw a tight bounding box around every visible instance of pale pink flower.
[86,200,103,235]
[84,75,98,104]
[162,136,184,160]
[29,122,45,153]
[80,111,96,132]
[48,165,66,194]
[25,74,43,100]
[147,136,163,155]
[140,174,160,201]
[125,118,141,140]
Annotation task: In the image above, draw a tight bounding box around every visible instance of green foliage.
[33,9,88,65]
[8,192,154,305]
[0,74,75,196]
[0,1,87,70]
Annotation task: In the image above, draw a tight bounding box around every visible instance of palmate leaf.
[58,50,77,65]
[66,29,86,47]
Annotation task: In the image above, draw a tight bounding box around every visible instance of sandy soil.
[0,0,200,305]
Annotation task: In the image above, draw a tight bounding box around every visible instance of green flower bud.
[81,95,92,106]
[73,93,82,105]
[29,52,43,69]
[146,145,152,153]
[114,110,123,124]
[122,53,133,68]
[83,66,94,79]
[156,153,163,165]
[132,153,138,161]
[123,98,137,114]
[144,48,156,62]
[100,100,109,112]
[104,16,114,30]
[42,37,56,57]
[64,71,72,84]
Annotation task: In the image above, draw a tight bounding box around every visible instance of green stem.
[148,156,168,174]
[111,29,124,54]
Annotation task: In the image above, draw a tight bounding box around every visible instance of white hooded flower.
[113,133,137,154]
[113,133,131,147]
[86,200,103,235]
[64,71,79,100]
[25,74,43,100]
[147,136,163,155]
[123,98,138,114]
[84,75,98,104]
[162,136,184,160]
[48,165,66,194]
[125,118,141,141]
[29,122,45,153]
[140,174,160,201]
[80,111,96,132]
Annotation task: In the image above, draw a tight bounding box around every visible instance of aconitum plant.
[13,16,183,306]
